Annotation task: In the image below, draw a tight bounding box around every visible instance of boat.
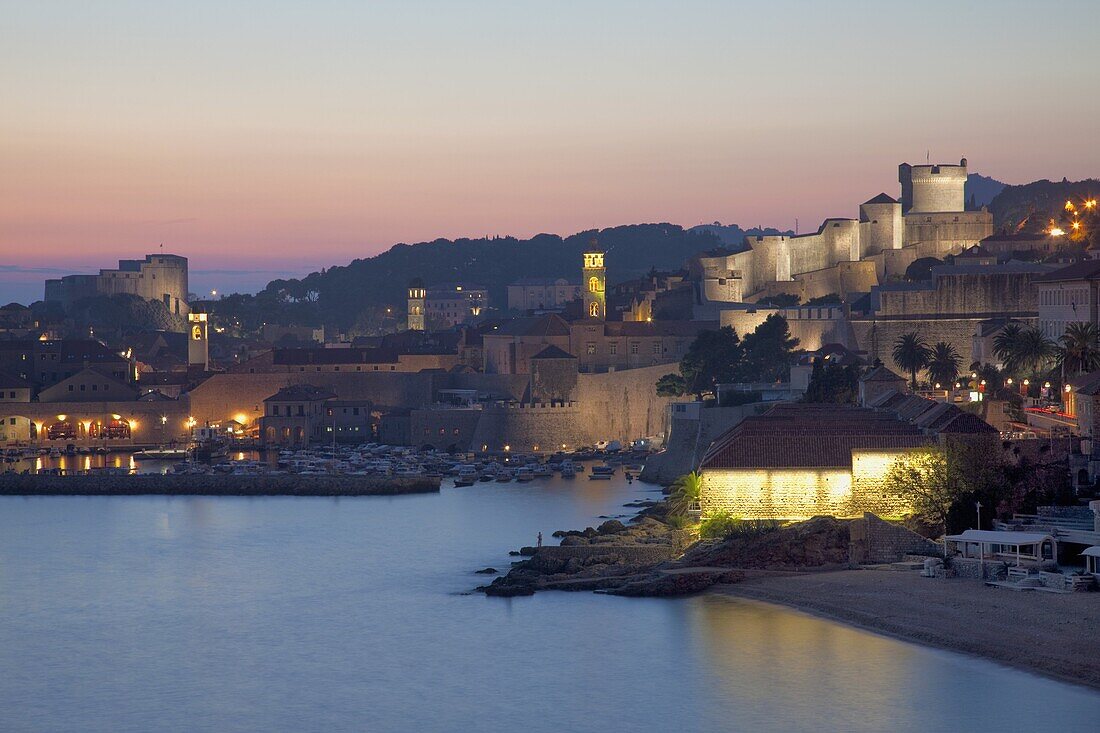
[134,448,191,460]
[514,467,535,482]
[495,470,513,483]
[453,476,476,487]
[560,462,576,479]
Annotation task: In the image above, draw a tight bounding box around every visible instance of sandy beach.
[715,569,1100,691]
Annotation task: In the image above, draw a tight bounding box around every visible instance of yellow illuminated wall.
[700,449,914,520]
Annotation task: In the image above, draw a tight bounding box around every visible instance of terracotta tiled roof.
[701,404,929,469]
[860,365,906,383]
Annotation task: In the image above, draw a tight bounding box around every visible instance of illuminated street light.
[1050,228,1065,237]
[1065,200,1076,212]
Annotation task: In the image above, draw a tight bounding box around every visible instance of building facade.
[45,254,189,315]
[1034,260,1100,341]
[506,278,581,312]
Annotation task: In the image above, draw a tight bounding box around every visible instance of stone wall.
[700,451,916,521]
[529,544,675,569]
[849,512,940,564]
[640,403,762,485]
[409,408,483,450]
[851,316,990,368]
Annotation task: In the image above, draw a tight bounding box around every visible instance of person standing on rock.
[537,532,543,548]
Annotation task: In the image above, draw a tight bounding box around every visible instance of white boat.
[514,467,535,482]
[134,448,190,460]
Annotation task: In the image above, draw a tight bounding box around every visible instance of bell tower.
[582,241,606,320]
[407,278,426,331]
[188,311,209,371]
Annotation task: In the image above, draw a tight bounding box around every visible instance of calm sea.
[2,474,1099,732]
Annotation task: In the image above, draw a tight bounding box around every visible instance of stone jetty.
[0,473,440,497]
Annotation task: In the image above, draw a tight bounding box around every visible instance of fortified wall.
[692,160,993,306]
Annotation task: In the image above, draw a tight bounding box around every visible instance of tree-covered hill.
[990,177,1100,243]
[212,223,725,331]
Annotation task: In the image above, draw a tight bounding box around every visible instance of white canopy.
[946,530,1053,546]
[1082,546,1100,558]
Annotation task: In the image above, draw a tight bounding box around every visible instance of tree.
[926,342,962,389]
[678,326,742,398]
[655,373,687,397]
[1015,326,1056,381]
[668,471,703,518]
[994,322,1054,382]
[993,321,1024,374]
[736,314,799,383]
[755,293,799,307]
[891,332,931,389]
[886,440,1008,551]
[1057,322,1100,378]
[802,359,860,404]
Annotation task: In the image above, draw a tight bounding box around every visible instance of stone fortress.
[692,159,992,307]
[45,253,190,316]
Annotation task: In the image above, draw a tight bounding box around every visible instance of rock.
[608,570,744,597]
[474,567,498,575]
[481,577,536,597]
[559,535,587,546]
[596,519,627,535]
[518,546,538,556]
[508,551,522,556]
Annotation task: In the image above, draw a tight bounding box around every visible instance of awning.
[946,530,1053,546]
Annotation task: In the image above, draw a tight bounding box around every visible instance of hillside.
[990,177,1100,241]
[212,223,725,331]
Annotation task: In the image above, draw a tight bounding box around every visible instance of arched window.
[589,302,600,318]
[588,276,600,293]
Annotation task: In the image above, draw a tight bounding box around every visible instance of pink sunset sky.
[3,1,1099,303]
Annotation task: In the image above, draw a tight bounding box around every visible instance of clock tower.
[188,311,209,371]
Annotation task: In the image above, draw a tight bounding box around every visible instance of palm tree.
[993,321,1024,375]
[926,342,962,389]
[668,471,703,518]
[892,332,931,389]
[1058,322,1100,378]
[1014,326,1056,381]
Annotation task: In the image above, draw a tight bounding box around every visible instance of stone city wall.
[850,317,988,368]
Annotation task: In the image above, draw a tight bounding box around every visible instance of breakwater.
[0,473,440,496]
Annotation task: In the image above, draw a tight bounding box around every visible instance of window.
[652,342,661,355]
[586,342,596,355]
[610,343,617,355]
[630,342,639,355]
[297,405,305,416]
[353,407,360,416]
[68,385,74,391]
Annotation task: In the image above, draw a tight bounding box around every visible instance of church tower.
[188,311,209,371]
[407,278,426,331]
[582,242,606,320]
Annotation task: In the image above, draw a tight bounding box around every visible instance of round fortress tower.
[898,158,968,214]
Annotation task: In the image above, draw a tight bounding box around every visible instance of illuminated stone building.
[582,246,606,320]
[699,400,997,521]
[692,159,993,307]
[407,279,426,331]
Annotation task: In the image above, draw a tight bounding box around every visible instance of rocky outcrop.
[482,511,868,598]
[608,569,744,597]
[678,516,852,570]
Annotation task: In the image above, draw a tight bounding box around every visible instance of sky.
[3,0,1100,304]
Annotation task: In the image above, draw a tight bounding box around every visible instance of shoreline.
[713,569,1100,693]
